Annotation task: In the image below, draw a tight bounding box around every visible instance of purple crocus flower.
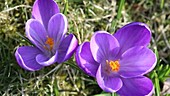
[75,22,157,95]
[15,0,78,71]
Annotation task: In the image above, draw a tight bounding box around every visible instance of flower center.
[45,37,54,50]
[106,60,120,72]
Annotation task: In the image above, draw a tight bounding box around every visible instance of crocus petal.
[117,76,154,96]
[32,0,60,29]
[75,42,99,77]
[96,65,122,92]
[48,13,67,50]
[57,34,78,63]
[119,46,156,78]
[36,53,57,66]
[26,19,47,53]
[114,22,151,56]
[15,46,44,71]
[90,31,120,63]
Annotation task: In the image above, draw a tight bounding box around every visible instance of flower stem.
[63,0,68,15]
[111,93,118,96]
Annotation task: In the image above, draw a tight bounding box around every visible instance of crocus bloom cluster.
[75,22,157,95]
[15,0,78,71]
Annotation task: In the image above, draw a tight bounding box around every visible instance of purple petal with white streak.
[75,42,99,77]
[96,65,122,92]
[57,34,78,63]
[114,22,151,57]
[48,13,67,50]
[119,46,157,78]
[117,76,154,96]
[15,46,44,71]
[25,19,47,53]
[90,31,120,63]
[32,0,60,29]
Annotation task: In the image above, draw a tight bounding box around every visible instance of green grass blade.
[111,93,118,96]
[54,80,60,96]
[116,0,125,20]
[63,0,68,15]
[154,71,160,96]
[154,48,159,61]
[160,0,164,9]
[111,0,125,32]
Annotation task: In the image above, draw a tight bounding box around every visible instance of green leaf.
[154,48,159,61]
[160,0,164,9]
[154,71,160,96]
[94,92,118,96]
[54,80,60,96]
[63,0,68,15]
[110,0,125,33]
[94,93,112,96]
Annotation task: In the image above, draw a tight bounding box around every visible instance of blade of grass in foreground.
[160,0,164,9]
[110,0,125,33]
[54,80,60,96]
[63,0,68,15]
[154,71,160,96]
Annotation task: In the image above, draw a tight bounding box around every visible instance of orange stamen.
[45,37,54,50]
[106,60,120,72]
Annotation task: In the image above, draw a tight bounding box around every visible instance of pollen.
[45,37,54,50]
[106,60,120,72]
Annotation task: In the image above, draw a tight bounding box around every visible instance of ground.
[0,0,170,96]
